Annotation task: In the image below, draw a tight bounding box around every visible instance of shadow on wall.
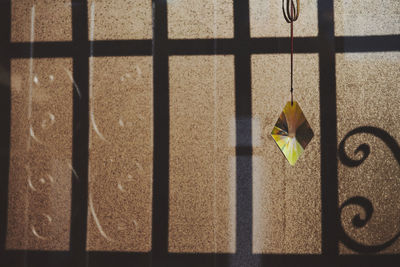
[0,0,400,266]
[338,126,400,254]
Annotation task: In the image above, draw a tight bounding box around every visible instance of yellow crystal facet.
[271,101,314,165]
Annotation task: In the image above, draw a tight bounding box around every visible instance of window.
[1,0,399,266]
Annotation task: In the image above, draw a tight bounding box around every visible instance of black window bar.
[0,0,399,266]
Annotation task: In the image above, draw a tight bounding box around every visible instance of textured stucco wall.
[6,0,400,255]
[7,58,73,250]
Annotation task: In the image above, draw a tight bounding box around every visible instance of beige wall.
[168,55,236,253]
[336,52,400,254]
[86,56,153,251]
[252,54,321,253]
[7,58,73,250]
[7,0,400,255]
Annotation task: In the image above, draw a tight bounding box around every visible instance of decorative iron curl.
[338,126,400,253]
[282,0,300,23]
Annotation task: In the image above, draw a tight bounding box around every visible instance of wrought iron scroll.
[338,126,400,253]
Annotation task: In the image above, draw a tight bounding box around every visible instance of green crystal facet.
[271,101,314,165]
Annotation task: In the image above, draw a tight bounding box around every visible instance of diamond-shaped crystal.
[271,101,314,165]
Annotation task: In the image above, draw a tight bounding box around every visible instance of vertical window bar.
[233,0,255,265]
[0,0,11,255]
[152,0,170,263]
[70,0,89,265]
[317,0,339,259]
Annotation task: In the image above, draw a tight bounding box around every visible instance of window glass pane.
[169,55,236,252]
[334,0,400,36]
[168,0,234,39]
[250,0,318,37]
[88,0,152,40]
[336,52,400,254]
[7,58,73,250]
[11,0,72,42]
[252,54,321,253]
[86,56,153,252]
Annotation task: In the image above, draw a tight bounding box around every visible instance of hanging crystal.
[271,101,314,165]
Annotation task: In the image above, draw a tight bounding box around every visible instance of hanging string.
[282,0,299,106]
